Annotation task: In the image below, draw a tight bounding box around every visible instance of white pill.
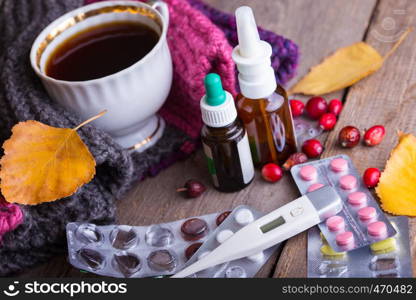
[234,208,254,226]
[247,251,264,262]
[118,225,131,231]
[216,230,234,244]
[198,251,211,261]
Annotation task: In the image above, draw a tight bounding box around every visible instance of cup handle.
[152,1,169,27]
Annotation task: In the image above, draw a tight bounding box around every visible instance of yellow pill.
[320,244,346,260]
[320,232,329,245]
[370,237,397,255]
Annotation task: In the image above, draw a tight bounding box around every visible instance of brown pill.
[216,211,231,226]
[184,242,203,260]
[180,218,208,241]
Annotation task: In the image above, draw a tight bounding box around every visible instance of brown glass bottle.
[201,119,254,192]
[236,85,297,167]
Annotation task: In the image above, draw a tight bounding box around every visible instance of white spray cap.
[232,6,277,99]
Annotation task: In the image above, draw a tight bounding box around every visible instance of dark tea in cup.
[46,21,159,81]
[31,1,172,150]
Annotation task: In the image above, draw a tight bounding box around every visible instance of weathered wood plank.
[18,0,377,277]
[275,0,416,277]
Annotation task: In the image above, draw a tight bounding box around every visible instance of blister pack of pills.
[291,154,396,252]
[66,211,232,278]
[307,216,412,277]
[182,205,279,278]
[293,117,323,149]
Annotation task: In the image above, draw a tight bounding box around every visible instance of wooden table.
[21,0,416,278]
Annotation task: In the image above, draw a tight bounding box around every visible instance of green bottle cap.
[204,73,226,106]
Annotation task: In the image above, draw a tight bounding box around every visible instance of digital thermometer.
[172,186,342,278]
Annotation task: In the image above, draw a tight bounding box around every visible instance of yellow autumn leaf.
[376,132,416,216]
[0,112,105,205]
[289,28,412,96]
[290,42,382,95]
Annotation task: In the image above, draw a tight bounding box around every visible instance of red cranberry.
[319,113,337,131]
[177,180,206,198]
[328,99,343,116]
[290,99,305,117]
[363,168,381,188]
[282,152,308,171]
[364,125,385,146]
[261,163,283,182]
[302,139,324,158]
[306,97,328,120]
[339,126,361,148]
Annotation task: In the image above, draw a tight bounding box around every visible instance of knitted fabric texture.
[0,196,23,243]
[0,0,298,276]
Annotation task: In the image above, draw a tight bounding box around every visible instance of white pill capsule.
[234,208,254,226]
[247,251,264,262]
[216,229,234,244]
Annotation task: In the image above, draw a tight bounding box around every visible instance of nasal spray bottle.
[232,7,297,166]
[201,73,255,192]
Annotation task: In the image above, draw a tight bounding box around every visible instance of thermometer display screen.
[260,216,286,233]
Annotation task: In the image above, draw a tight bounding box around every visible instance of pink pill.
[347,192,367,206]
[326,216,345,232]
[336,231,354,246]
[339,175,357,190]
[330,158,348,172]
[299,165,317,181]
[307,183,324,192]
[368,221,387,238]
[358,206,376,221]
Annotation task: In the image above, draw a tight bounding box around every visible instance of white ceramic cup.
[30,0,172,151]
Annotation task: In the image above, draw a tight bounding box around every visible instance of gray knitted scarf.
[0,0,187,275]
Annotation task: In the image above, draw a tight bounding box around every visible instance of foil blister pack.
[66,211,230,278]
[307,216,412,277]
[183,205,279,278]
[291,154,396,252]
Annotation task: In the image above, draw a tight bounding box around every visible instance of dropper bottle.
[201,73,254,192]
[232,6,297,166]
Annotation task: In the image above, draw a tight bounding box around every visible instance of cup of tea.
[30,0,172,151]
